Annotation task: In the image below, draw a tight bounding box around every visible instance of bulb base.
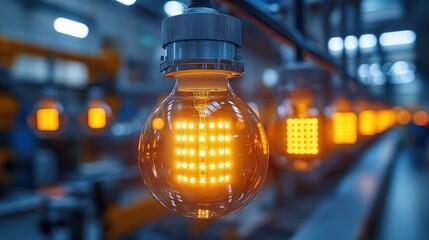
[161,7,243,78]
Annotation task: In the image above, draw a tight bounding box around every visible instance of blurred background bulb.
[27,98,68,139]
[138,72,269,219]
[413,110,429,126]
[78,88,114,135]
[79,99,114,135]
[331,97,358,145]
[394,107,412,125]
[376,108,395,133]
[268,89,327,172]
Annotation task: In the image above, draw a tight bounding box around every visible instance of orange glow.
[376,110,396,133]
[293,160,311,171]
[333,112,357,144]
[257,123,268,155]
[36,109,59,131]
[175,121,231,185]
[359,110,376,136]
[413,111,429,126]
[152,118,165,130]
[88,108,106,129]
[286,118,319,155]
[396,109,412,125]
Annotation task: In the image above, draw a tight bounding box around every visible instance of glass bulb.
[138,74,269,219]
[27,98,68,139]
[268,90,328,172]
[331,98,357,145]
[79,99,114,135]
[359,110,376,136]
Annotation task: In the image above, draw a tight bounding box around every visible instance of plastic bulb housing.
[27,98,68,139]
[138,74,269,219]
[268,91,326,172]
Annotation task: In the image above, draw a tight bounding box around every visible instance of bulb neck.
[176,73,228,92]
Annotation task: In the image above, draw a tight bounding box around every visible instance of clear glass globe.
[138,78,269,219]
[267,90,328,172]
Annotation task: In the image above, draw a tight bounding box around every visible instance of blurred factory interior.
[0,0,428,239]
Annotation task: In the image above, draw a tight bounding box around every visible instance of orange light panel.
[36,109,59,131]
[359,110,376,136]
[333,112,357,144]
[286,118,319,155]
[175,121,231,185]
[88,108,106,129]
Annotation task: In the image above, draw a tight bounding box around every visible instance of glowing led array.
[175,121,231,185]
[36,109,59,131]
[88,108,106,129]
[333,112,357,144]
[359,110,376,136]
[376,110,396,133]
[286,118,319,155]
[197,209,209,219]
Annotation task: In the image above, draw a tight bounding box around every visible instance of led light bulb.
[394,107,412,125]
[359,110,376,136]
[138,0,269,219]
[27,98,68,138]
[79,99,113,135]
[268,89,326,172]
[376,109,395,133]
[413,111,429,126]
[331,97,357,145]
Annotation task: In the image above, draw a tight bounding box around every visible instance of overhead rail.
[0,37,121,83]
[216,0,363,87]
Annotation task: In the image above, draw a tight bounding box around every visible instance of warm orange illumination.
[359,110,376,136]
[396,109,412,125]
[175,121,231,185]
[286,118,319,155]
[88,108,106,129]
[36,109,59,131]
[413,111,429,126]
[139,80,269,219]
[152,118,165,130]
[333,112,357,144]
[257,122,268,155]
[376,110,396,133]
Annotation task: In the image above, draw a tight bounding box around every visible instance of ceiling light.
[53,18,89,39]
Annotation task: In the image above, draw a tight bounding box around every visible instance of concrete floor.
[377,148,429,240]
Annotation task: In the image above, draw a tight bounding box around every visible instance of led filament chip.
[175,121,231,185]
[359,110,376,136]
[286,118,319,155]
[36,109,60,131]
[333,112,357,144]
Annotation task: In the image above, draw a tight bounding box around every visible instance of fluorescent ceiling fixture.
[379,30,416,47]
[164,1,185,17]
[53,18,89,39]
[116,0,137,6]
[359,34,377,49]
[328,37,343,52]
[344,35,358,51]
